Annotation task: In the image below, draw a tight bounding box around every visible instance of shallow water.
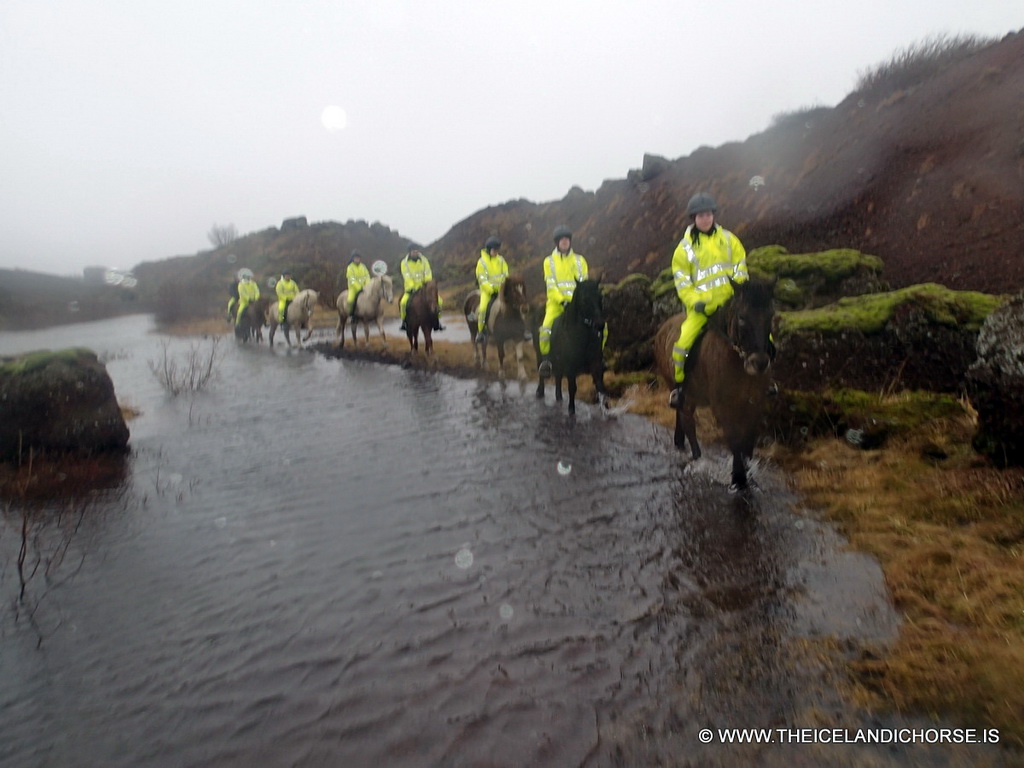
[0,315,1005,767]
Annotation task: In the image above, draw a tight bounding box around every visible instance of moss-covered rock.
[748,245,888,309]
[773,284,1004,392]
[0,348,130,463]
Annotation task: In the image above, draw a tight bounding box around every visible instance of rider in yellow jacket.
[345,250,371,318]
[475,236,508,336]
[399,244,443,331]
[668,192,749,409]
[235,270,260,326]
[537,226,606,377]
[275,268,299,324]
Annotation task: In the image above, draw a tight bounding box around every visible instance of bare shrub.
[148,338,222,396]
[208,222,238,247]
[855,34,994,97]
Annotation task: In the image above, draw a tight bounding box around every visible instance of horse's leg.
[514,340,526,381]
[681,400,701,460]
[496,339,506,378]
[731,450,749,491]
[554,370,563,403]
[336,313,345,346]
[424,328,433,356]
[567,374,577,415]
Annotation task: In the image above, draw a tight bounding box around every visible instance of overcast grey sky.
[1,1,1020,277]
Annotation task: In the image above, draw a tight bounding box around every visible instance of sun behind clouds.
[320,105,348,132]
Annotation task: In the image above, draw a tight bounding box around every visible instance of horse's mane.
[500,275,525,301]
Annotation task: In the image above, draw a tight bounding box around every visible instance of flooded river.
[0,315,1005,767]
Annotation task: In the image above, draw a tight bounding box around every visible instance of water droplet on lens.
[499,603,514,621]
[214,517,227,528]
[455,548,474,569]
[557,461,572,476]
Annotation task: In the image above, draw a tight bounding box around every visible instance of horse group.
[234,289,320,348]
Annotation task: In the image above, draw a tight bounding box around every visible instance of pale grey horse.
[267,289,319,347]
[336,274,394,348]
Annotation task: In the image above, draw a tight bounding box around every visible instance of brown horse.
[235,297,270,343]
[463,276,530,379]
[653,277,777,490]
[405,280,439,355]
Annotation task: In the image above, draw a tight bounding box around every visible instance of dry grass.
[773,406,1024,747]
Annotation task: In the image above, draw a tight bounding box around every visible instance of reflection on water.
[0,315,995,768]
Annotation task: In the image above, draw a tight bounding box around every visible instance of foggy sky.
[1,0,1020,277]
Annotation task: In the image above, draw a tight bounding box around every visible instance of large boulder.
[773,284,1002,393]
[966,291,1024,467]
[0,348,130,463]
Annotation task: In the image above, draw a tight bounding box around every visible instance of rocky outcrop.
[773,284,1001,393]
[0,349,130,463]
[966,291,1024,466]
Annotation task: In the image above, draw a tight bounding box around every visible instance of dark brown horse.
[405,280,439,355]
[654,277,777,490]
[536,278,607,415]
[235,297,270,343]
[463,276,530,379]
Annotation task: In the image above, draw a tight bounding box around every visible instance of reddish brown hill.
[427,30,1024,298]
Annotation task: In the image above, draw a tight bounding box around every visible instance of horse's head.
[570,278,604,331]
[381,275,395,304]
[502,276,529,315]
[723,277,776,376]
[303,290,319,313]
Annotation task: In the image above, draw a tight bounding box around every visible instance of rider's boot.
[668,386,684,410]
[538,355,552,378]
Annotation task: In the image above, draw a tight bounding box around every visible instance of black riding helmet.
[686,192,718,217]
[484,236,501,251]
[350,249,362,261]
[552,225,572,247]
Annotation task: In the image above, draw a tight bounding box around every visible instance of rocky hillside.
[6,30,1021,330]
[427,30,1024,299]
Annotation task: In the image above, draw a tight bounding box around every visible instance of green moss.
[0,348,96,375]
[748,246,884,283]
[613,273,653,292]
[651,267,677,301]
[779,283,1003,336]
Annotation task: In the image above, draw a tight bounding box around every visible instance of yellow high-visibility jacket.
[401,255,433,292]
[346,261,371,292]
[544,249,588,305]
[476,249,508,293]
[671,225,748,314]
[275,277,299,303]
